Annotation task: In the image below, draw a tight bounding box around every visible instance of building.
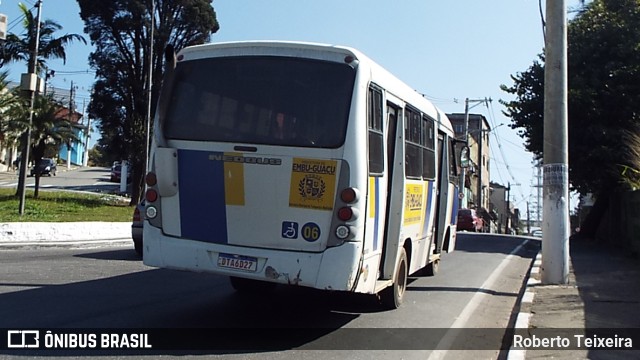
[447,113,491,210]
[54,106,87,166]
[489,181,521,234]
[48,85,89,167]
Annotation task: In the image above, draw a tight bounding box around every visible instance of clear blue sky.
[0,0,583,213]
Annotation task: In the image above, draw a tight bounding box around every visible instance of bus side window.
[404,107,422,179]
[422,116,436,179]
[368,86,384,175]
[449,138,459,179]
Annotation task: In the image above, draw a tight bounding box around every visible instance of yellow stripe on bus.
[369,177,376,218]
[224,153,245,206]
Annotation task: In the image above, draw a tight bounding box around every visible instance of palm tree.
[0,71,21,167]
[0,3,86,72]
[0,3,85,199]
[9,94,80,198]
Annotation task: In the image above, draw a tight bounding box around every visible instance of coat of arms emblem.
[298,174,326,200]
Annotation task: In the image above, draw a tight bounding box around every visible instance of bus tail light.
[340,187,359,203]
[335,225,350,239]
[146,188,158,203]
[337,206,360,221]
[337,207,353,221]
[146,206,158,219]
[145,172,157,186]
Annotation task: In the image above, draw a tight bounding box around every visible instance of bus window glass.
[164,56,356,148]
[449,138,459,179]
[405,106,423,179]
[368,87,384,174]
[406,143,422,178]
[422,116,436,179]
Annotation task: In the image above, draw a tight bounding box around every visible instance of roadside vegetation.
[0,189,132,222]
[501,0,640,239]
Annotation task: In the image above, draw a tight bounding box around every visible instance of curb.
[0,238,132,250]
[508,251,542,360]
[0,222,132,249]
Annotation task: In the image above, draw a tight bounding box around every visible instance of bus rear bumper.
[143,224,362,291]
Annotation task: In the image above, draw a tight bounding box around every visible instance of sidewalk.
[515,238,640,359]
[0,222,132,249]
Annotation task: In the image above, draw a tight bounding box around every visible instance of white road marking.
[428,239,529,360]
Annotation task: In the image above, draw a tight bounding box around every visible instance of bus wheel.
[380,248,408,309]
[423,259,439,276]
[229,276,276,293]
[133,239,142,257]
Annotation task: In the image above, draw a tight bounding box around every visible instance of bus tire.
[423,259,439,276]
[229,276,276,293]
[133,239,142,257]
[380,248,408,309]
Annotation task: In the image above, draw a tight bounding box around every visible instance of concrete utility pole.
[67,81,75,170]
[145,0,155,173]
[458,97,490,209]
[17,0,43,215]
[505,182,511,234]
[542,0,570,284]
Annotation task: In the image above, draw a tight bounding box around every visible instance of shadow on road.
[455,232,541,258]
[75,248,142,261]
[0,253,375,354]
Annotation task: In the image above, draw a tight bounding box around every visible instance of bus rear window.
[163,56,356,148]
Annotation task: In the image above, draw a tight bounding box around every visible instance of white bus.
[143,41,462,308]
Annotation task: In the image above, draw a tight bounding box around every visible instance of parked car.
[132,201,144,256]
[30,158,57,177]
[531,229,543,238]
[457,209,483,232]
[110,162,131,183]
[12,156,21,170]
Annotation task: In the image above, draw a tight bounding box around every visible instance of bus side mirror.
[460,146,470,168]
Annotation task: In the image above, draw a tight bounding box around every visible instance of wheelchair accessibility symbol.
[281,221,299,239]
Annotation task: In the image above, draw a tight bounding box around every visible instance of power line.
[487,101,529,206]
[419,92,459,107]
[5,3,37,33]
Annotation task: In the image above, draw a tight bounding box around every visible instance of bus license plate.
[217,253,257,272]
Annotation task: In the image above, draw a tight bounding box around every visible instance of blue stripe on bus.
[373,177,380,251]
[451,185,459,225]
[178,149,228,243]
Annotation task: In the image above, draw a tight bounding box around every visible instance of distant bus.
[143,41,462,308]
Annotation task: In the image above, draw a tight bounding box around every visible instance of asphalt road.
[0,233,539,359]
[0,166,123,194]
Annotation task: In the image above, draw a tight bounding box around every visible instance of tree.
[0,2,86,203]
[0,71,21,141]
[501,0,640,237]
[77,0,219,204]
[8,94,80,198]
[0,3,86,72]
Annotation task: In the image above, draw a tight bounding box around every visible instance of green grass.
[0,188,134,222]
